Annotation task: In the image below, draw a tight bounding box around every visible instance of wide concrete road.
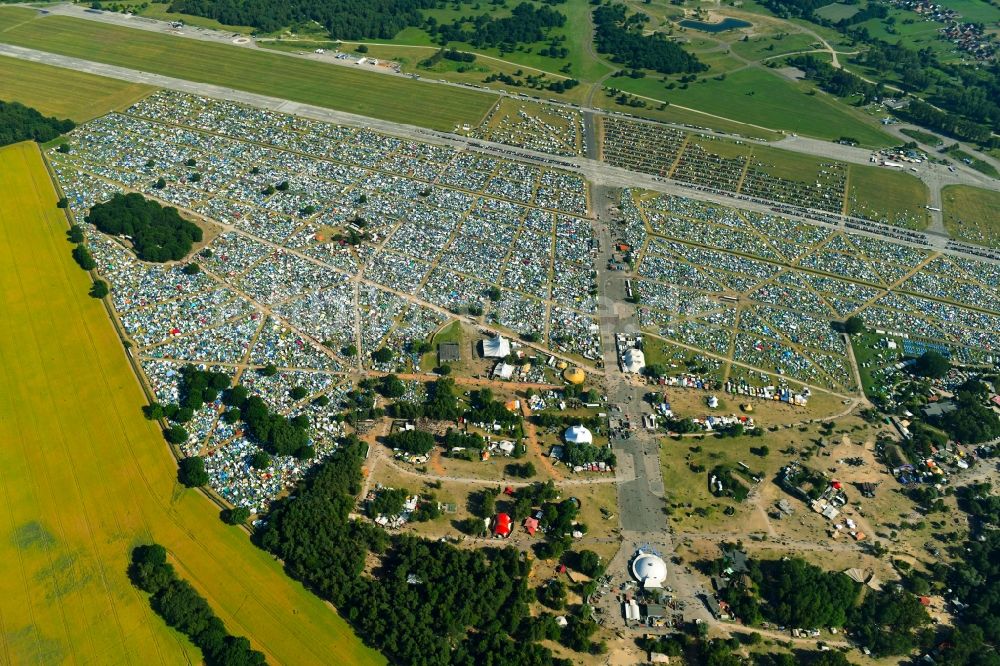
[590,183,668,533]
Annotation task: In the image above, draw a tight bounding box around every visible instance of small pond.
[679,17,752,32]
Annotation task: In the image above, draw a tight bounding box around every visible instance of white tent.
[622,348,646,374]
[483,334,511,358]
[564,424,593,445]
[631,551,667,588]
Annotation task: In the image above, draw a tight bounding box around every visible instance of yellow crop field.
[0,141,384,666]
[0,57,153,122]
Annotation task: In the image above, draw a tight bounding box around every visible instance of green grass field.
[0,57,153,122]
[0,7,494,131]
[350,0,613,83]
[847,163,930,229]
[750,143,836,182]
[942,184,1000,248]
[813,2,861,21]
[139,2,257,33]
[608,66,895,146]
[944,146,1000,179]
[265,41,593,103]
[729,32,819,61]
[0,141,384,666]
[898,127,942,147]
[594,95,783,140]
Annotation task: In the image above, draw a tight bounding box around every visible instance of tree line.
[87,192,202,263]
[129,543,266,665]
[787,54,878,102]
[0,99,74,147]
[711,555,931,658]
[168,0,437,39]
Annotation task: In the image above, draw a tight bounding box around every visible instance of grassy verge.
[942,184,1000,248]
[0,140,384,666]
[606,65,895,147]
[848,331,892,398]
[943,146,999,179]
[898,127,942,147]
[594,96,782,141]
[0,57,154,122]
[846,163,930,230]
[0,7,494,131]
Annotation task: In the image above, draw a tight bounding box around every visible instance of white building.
[622,348,646,374]
[483,334,511,358]
[564,424,593,445]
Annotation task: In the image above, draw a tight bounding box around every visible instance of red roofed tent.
[524,517,539,535]
[494,513,512,537]
[503,486,515,496]
[832,481,842,490]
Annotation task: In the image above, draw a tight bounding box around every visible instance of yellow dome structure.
[563,367,586,385]
[741,403,754,413]
[556,360,568,370]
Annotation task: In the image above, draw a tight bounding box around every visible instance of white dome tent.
[563,424,593,445]
[631,550,668,588]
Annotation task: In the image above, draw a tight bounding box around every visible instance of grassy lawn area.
[899,127,943,147]
[0,7,495,131]
[0,57,153,122]
[334,42,591,104]
[750,143,838,182]
[660,431,776,532]
[729,32,818,61]
[813,2,862,21]
[848,330,897,398]
[942,184,1000,248]
[420,319,466,370]
[138,2,257,33]
[853,9,960,60]
[352,0,614,84]
[0,141,383,666]
[609,66,895,146]
[846,163,930,229]
[594,95,783,140]
[943,146,1000,179]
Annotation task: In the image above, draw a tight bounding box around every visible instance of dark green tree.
[177,456,209,487]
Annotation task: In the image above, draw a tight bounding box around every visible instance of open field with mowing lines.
[942,184,1000,249]
[847,163,930,230]
[0,141,383,666]
[608,67,895,147]
[0,56,153,122]
[0,7,494,131]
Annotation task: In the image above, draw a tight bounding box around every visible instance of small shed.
[438,342,460,364]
